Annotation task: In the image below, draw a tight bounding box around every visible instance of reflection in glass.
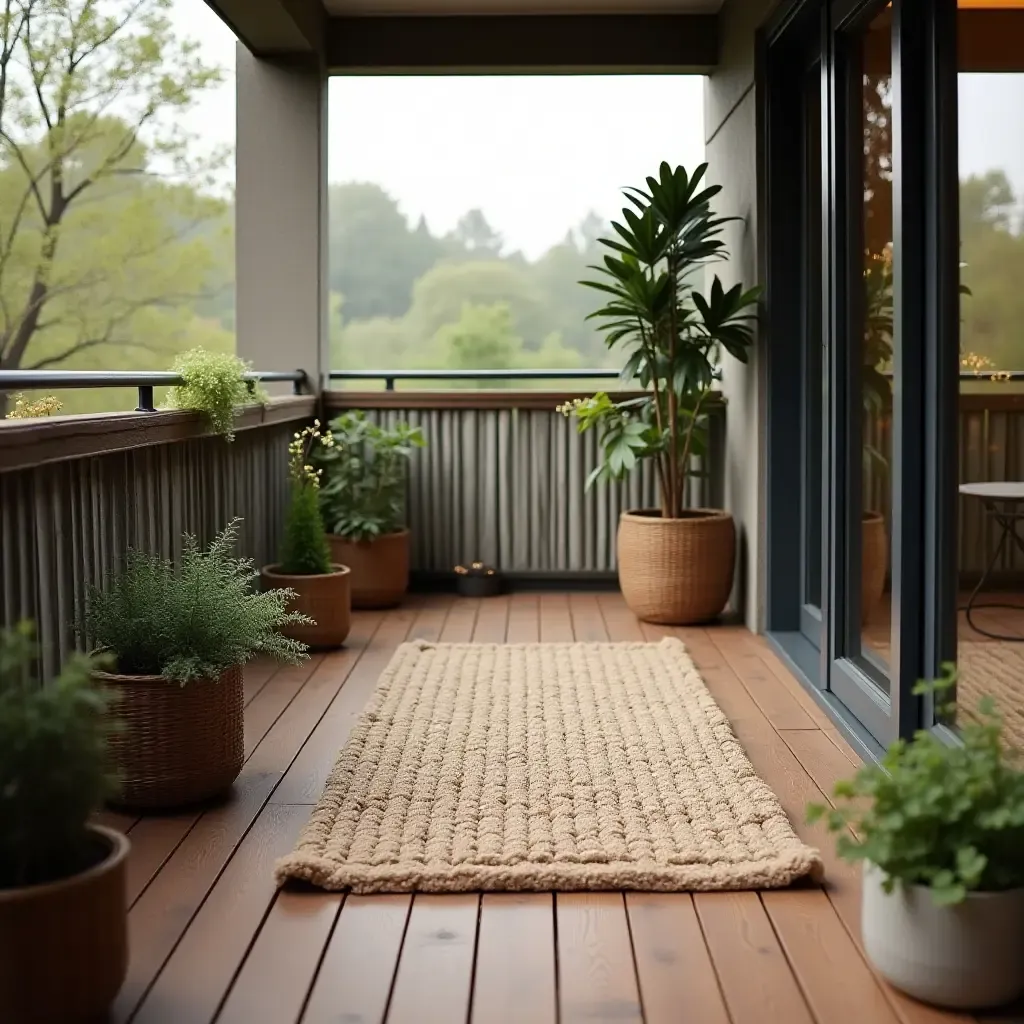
[859,8,893,677]
[952,1,1024,742]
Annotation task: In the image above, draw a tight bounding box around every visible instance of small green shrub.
[313,411,425,542]
[1,623,118,889]
[808,667,1024,905]
[280,423,332,575]
[84,519,310,684]
[168,348,267,440]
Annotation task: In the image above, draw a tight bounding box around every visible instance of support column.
[235,44,328,395]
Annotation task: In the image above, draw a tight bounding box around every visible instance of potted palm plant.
[1,622,129,1023]
[808,668,1024,1010]
[84,519,310,810]
[261,422,352,648]
[314,410,426,609]
[561,162,759,624]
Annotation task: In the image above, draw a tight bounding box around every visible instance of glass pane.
[952,0,1024,744]
[858,7,894,679]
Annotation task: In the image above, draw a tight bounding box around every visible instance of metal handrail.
[0,368,306,412]
[329,368,622,392]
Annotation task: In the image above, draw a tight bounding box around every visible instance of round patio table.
[959,481,1024,641]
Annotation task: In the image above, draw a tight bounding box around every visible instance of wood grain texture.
[506,591,540,642]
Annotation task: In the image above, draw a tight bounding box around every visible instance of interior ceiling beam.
[203,0,327,55]
[326,13,718,73]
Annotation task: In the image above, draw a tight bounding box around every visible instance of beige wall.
[704,0,777,630]
[235,46,329,395]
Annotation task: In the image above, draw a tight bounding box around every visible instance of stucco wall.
[704,0,777,629]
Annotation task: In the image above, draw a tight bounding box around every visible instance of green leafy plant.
[280,422,333,575]
[84,519,310,684]
[314,411,426,542]
[808,667,1024,906]
[559,162,760,517]
[1,623,118,889]
[168,349,268,441]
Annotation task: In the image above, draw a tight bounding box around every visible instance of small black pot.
[456,572,503,598]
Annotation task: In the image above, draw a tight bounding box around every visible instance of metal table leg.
[963,498,1024,641]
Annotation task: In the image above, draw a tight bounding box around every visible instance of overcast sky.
[173,0,1024,254]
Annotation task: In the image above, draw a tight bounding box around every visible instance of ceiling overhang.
[203,0,718,71]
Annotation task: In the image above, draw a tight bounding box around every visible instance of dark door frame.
[758,0,959,756]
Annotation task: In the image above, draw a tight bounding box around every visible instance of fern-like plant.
[1,623,118,889]
[280,423,333,575]
[84,519,310,684]
[168,348,268,441]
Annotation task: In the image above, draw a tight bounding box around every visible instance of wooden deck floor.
[95,591,1022,1024]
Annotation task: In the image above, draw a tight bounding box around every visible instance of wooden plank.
[302,894,411,1024]
[569,592,610,641]
[556,893,643,1024]
[244,655,325,758]
[94,809,139,834]
[112,771,282,1021]
[407,594,453,643]
[539,592,574,642]
[440,597,480,641]
[217,888,342,1024]
[270,606,419,804]
[130,803,309,1024]
[694,892,814,1024]
[472,593,510,642]
[596,591,645,641]
[505,591,540,642]
[780,727,861,800]
[471,894,556,1024]
[762,889,901,1024]
[625,893,729,1024]
[243,656,279,705]
[123,813,197,907]
[385,894,480,1024]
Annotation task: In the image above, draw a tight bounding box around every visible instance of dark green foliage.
[567,162,760,518]
[314,411,426,543]
[280,480,332,575]
[808,667,1024,906]
[1,623,118,889]
[84,519,310,684]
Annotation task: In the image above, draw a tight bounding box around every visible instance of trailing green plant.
[280,422,333,575]
[1,622,118,889]
[559,162,760,517]
[808,666,1024,906]
[167,348,267,441]
[84,518,310,684]
[314,410,425,542]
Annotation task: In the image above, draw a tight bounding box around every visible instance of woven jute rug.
[957,642,1024,752]
[275,638,823,893]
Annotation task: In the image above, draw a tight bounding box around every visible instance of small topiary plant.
[280,422,333,575]
[168,348,267,441]
[83,518,311,684]
[808,666,1024,905]
[0,622,118,889]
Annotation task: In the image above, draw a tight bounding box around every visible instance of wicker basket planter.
[260,564,351,649]
[862,511,888,625]
[328,529,410,609]
[95,665,244,810]
[617,508,736,625]
[0,825,129,1023]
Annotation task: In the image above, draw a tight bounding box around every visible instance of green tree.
[432,302,520,371]
[0,0,224,412]
[452,208,503,258]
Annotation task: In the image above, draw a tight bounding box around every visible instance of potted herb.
[84,519,309,810]
[0,622,128,1023]
[454,561,502,598]
[561,162,759,624]
[261,422,352,648]
[314,410,426,609]
[168,348,268,441]
[808,668,1024,1010]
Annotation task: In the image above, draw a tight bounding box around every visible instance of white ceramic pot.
[862,862,1024,1009]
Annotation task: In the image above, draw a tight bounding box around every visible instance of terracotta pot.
[0,825,129,1023]
[260,564,351,648]
[617,508,736,625]
[95,665,244,810]
[862,862,1024,1009]
[862,511,888,625]
[327,529,410,609]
